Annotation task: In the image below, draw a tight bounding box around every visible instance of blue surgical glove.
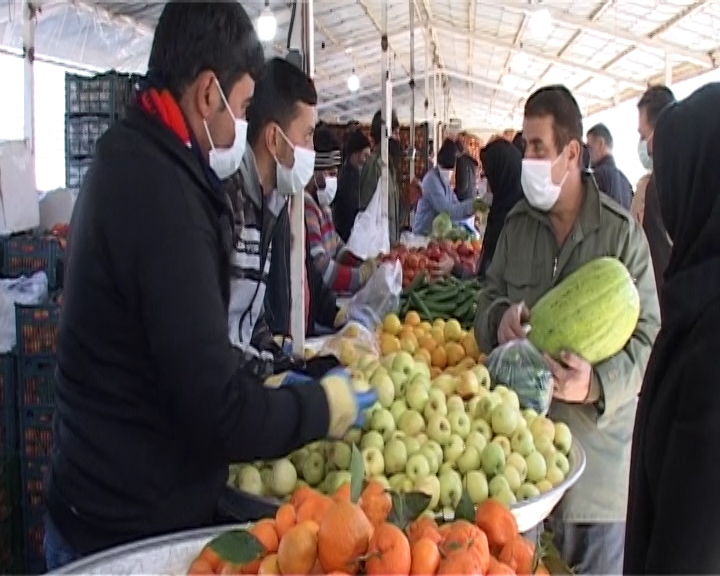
[319,367,378,438]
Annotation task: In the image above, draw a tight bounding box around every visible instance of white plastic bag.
[0,271,49,353]
[399,231,430,249]
[344,260,403,331]
[346,178,390,259]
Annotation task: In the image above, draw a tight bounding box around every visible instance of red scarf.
[137,88,191,146]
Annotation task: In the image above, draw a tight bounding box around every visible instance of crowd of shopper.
[42,0,720,574]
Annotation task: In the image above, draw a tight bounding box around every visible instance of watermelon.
[528,257,640,365]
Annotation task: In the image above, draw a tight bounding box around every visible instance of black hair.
[587,123,614,149]
[148,0,265,100]
[512,131,525,156]
[437,138,457,170]
[247,57,318,145]
[370,109,400,144]
[313,126,341,154]
[638,85,677,128]
[524,85,584,154]
[345,129,371,157]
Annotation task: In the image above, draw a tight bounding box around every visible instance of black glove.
[298,354,342,379]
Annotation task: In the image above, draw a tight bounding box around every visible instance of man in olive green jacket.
[475,86,660,575]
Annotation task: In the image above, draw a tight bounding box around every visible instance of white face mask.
[439,168,453,183]
[477,179,488,198]
[203,79,247,180]
[637,139,653,171]
[521,156,568,212]
[275,129,316,197]
[317,176,338,206]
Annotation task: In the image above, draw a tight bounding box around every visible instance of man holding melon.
[474,85,661,575]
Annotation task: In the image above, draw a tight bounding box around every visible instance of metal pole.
[22,0,36,156]
[409,0,416,179]
[380,0,390,236]
[664,51,672,86]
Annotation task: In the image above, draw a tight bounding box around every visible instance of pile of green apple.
[229,350,574,512]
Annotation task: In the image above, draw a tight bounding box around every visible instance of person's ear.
[194,71,219,120]
[568,140,582,167]
[265,123,281,159]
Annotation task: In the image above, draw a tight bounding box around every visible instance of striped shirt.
[304,191,363,294]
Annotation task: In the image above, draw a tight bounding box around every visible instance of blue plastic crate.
[2,235,63,289]
[20,459,47,575]
[15,301,61,358]
[0,354,17,459]
[0,505,21,574]
[17,358,56,411]
[19,408,53,462]
[65,71,137,118]
[21,508,45,575]
[65,116,113,158]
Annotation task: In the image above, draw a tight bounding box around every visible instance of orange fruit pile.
[187,484,551,576]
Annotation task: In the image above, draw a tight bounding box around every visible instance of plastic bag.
[487,339,553,415]
[345,260,402,331]
[399,231,430,249]
[346,178,390,259]
[0,272,49,353]
[319,321,381,363]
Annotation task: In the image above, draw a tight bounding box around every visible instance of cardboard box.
[0,140,40,236]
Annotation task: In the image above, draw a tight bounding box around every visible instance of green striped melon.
[528,257,640,365]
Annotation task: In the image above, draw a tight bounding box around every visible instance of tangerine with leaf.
[365,522,412,576]
[474,498,519,551]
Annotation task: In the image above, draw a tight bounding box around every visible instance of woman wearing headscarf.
[624,83,720,575]
[476,139,524,278]
[334,129,371,242]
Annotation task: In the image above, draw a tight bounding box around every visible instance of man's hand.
[545,351,593,403]
[497,302,530,344]
[428,252,455,278]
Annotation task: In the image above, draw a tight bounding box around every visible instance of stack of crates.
[65,71,140,193]
[16,295,61,574]
[1,234,64,290]
[0,354,19,573]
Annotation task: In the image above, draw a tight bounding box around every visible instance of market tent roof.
[1,0,719,133]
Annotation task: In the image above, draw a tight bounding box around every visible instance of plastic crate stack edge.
[2,234,64,290]
[0,350,20,572]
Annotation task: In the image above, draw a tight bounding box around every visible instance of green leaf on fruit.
[387,491,432,530]
[532,531,574,575]
[350,444,364,503]
[454,489,475,522]
[206,530,264,565]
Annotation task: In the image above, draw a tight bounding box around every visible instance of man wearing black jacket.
[586,123,633,210]
[45,2,371,569]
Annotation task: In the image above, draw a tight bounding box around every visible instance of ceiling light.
[501,74,519,89]
[511,51,529,72]
[347,71,360,92]
[256,6,277,42]
[527,8,552,39]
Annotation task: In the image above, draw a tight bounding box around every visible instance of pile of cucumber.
[399,273,482,329]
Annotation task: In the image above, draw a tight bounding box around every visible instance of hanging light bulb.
[347,70,360,92]
[256,2,277,42]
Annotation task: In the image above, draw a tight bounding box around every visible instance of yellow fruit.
[461,332,481,360]
[457,357,476,370]
[431,346,448,368]
[444,319,464,343]
[432,318,446,330]
[380,333,402,356]
[400,335,419,354]
[304,347,317,359]
[419,335,438,353]
[405,311,422,327]
[399,326,417,341]
[345,324,361,338]
[339,340,360,366]
[414,349,432,365]
[383,314,403,336]
[445,342,466,367]
[413,326,426,340]
[429,327,445,345]
[420,321,432,332]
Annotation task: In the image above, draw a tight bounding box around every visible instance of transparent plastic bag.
[0,272,49,353]
[487,339,553,415]
[344,260,402,331]
[399,231,430,249]
[319,321,381,363]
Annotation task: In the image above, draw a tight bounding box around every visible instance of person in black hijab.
[334,129,371,242]
[624,82,720,575]
[477,139,524,278]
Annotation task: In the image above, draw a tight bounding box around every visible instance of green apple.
[362,446,385,477]
[370,408,397,441]
[414,362,432,380]
[506,452,528,483]
[471,365,492,389]
[388,473,410,492]
[415,433,428,445]
[448,410,472,439]
[290,448,310,470]
[439,468,463,507]
[344,428,362,446]
[260,468,273,494]
[352,374,372,394]
[457,445,482,474]
[534,435,555,459]
[516,482,541,501]
[383,438,408,475]
[443,434,466,464]
[370,371,396,408]
[237,465,263,495]
[406,380,430,412]
[491,403,519,437]
[525,451,548,483]
[471,418,493,442]
[381,353,397,371]
[439,462,455,475]
[357,353,377,371]
[447,395,465,414]
[535,479,553,494]
[363,360,383,380]
[529,416,556,443]
[502,465,522,492]
[465,430,488,453]
[554,452,570,477]
[427,414,452,445]
[424,440,444,465]
[420,446,439,474]
[406,453,431,482]
[491,435,512,457]
[391,430,406,440]
[328,470,352,493]
[546,465,565,487]
[398,409,426,436]
[464,470,489,504]
[302,451,325,486]
[481,442,506,476]
[493,487,517,507]
[390,399,408,422]
[477,392,503,422]
[390,371,409,398]
[500,389,521,411]
[272,458,298,496]
[553,422,573,455]
[488,474,510,497]
[329,442,352,470]
[493,384,510,396]
[432,374,457,396]
[409,373,432,391]
[466,396,483,419]
[361,430,385,452]
[510,428,535,457]
[403,435,421,457]
[414,475,441,510]
[521,408,539,425]
[455,370,480,399]
[424,388,448,420]
[371,474,391,490]
[392,351,417,378]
